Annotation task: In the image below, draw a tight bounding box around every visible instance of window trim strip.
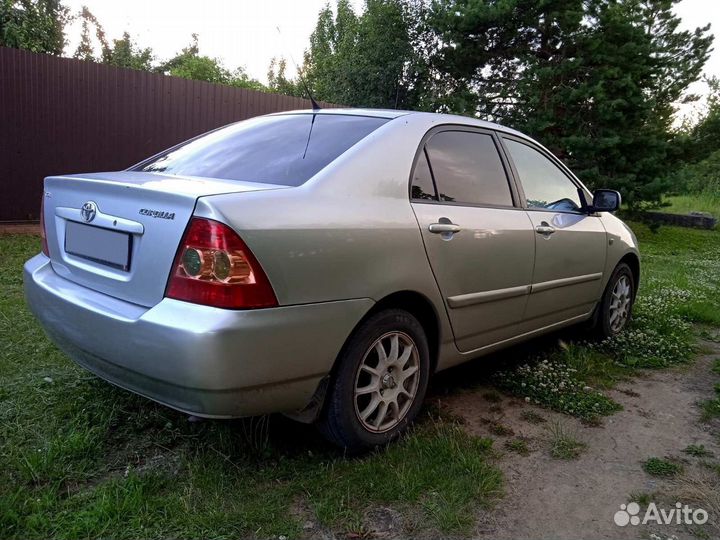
[407,124,521,209]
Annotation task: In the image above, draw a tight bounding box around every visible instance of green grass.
[661,193,720,218]
[0,235,502,539]
[629,491,655,506]
[547,422,586,460]
[684,445,714,458]
[503,438,530,456]
[700,397,720,422]
[2,220,720,538]
[520,410,546,424]
[486,421,514,437]
[490,221,720,422]
[699,364,720,422]
[642,457,683,477]
[629,221,720,327]
[492,348,624,421]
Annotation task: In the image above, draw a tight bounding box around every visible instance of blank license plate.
[65,221,132,271]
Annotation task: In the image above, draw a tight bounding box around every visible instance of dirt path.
[443,341,720,540]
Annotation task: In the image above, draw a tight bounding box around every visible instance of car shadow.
[427,324,592,402]
[227,323,595,457]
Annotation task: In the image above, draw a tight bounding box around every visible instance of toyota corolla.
[24,109,639,451]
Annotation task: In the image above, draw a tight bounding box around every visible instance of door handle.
[535,224,555,235]
[428,223,461,234]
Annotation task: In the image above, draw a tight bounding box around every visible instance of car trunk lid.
[42,171,287,307]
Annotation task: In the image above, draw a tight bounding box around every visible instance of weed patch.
[547,422,586,460]
[642,457,683,477]
[700,378,720,422]
[485,421,514,437]
[493,355,622,421]
[629,491,655,506]
[504,438,530,456]
[482,391,502,403]
[520,410,546,424]
[684,445,713,458]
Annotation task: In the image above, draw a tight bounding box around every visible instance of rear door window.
[423,131,513,206]
[135,114,389,186]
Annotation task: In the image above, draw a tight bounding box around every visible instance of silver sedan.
[24,109,639,451]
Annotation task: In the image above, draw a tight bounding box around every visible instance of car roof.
[268,107,410,119]
[269,108,528,138]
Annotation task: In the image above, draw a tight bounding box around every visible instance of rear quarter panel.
[194,116,456,361]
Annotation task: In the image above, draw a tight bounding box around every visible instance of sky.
[63,0,365,81]
[63,0,719,119]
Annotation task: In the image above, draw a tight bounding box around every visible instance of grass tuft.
[482,391,502,403]
[503,438,530,456]
[629,491,655,506]
[520,410,546,424]
[699,379,720,422]
[642,457,683,477]
[684,445,713,458]
[485,421,514,437]
[547,422,587,460]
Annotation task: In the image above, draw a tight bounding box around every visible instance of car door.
[410,127,535,353]
[501,136,607,331]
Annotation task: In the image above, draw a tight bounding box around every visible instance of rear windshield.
[133,113,390,186]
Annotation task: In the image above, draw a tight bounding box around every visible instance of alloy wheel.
[609,275,632,333]
[353,331,421,433]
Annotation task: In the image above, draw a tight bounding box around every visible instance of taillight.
[40,194,49,256]
[165,218,278,309]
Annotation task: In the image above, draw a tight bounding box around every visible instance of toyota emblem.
[81,201,97,223]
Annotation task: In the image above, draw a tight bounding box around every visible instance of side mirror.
[591,189,621,213]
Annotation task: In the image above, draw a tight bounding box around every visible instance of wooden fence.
[0,46,334,221]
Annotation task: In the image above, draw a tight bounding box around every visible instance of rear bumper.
[23,254,373,417]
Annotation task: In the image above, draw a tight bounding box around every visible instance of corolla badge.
[80,201,97,223]
[139,208,175,220]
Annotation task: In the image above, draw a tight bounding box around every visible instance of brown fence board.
[0,46,336,221]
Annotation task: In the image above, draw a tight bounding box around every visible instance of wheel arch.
[360,290,441,374]
[285,290,441,424]
[618,252,640,297]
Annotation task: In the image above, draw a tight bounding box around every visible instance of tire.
[317,309,430,453]
[592,262,635,339]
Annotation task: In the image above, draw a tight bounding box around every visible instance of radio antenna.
[276,26,320,110]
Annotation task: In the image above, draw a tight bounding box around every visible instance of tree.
[430,0,713,207]
[352,0,419,108]
[267,57,302,96]
[671,77,720,196]
[686,77,720,162]
[72,4,106,60]
[157,34,264,89]
[101,31,153,70]
[300,0,428,109]
[302,1,356,103]
[0,0,67,54]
